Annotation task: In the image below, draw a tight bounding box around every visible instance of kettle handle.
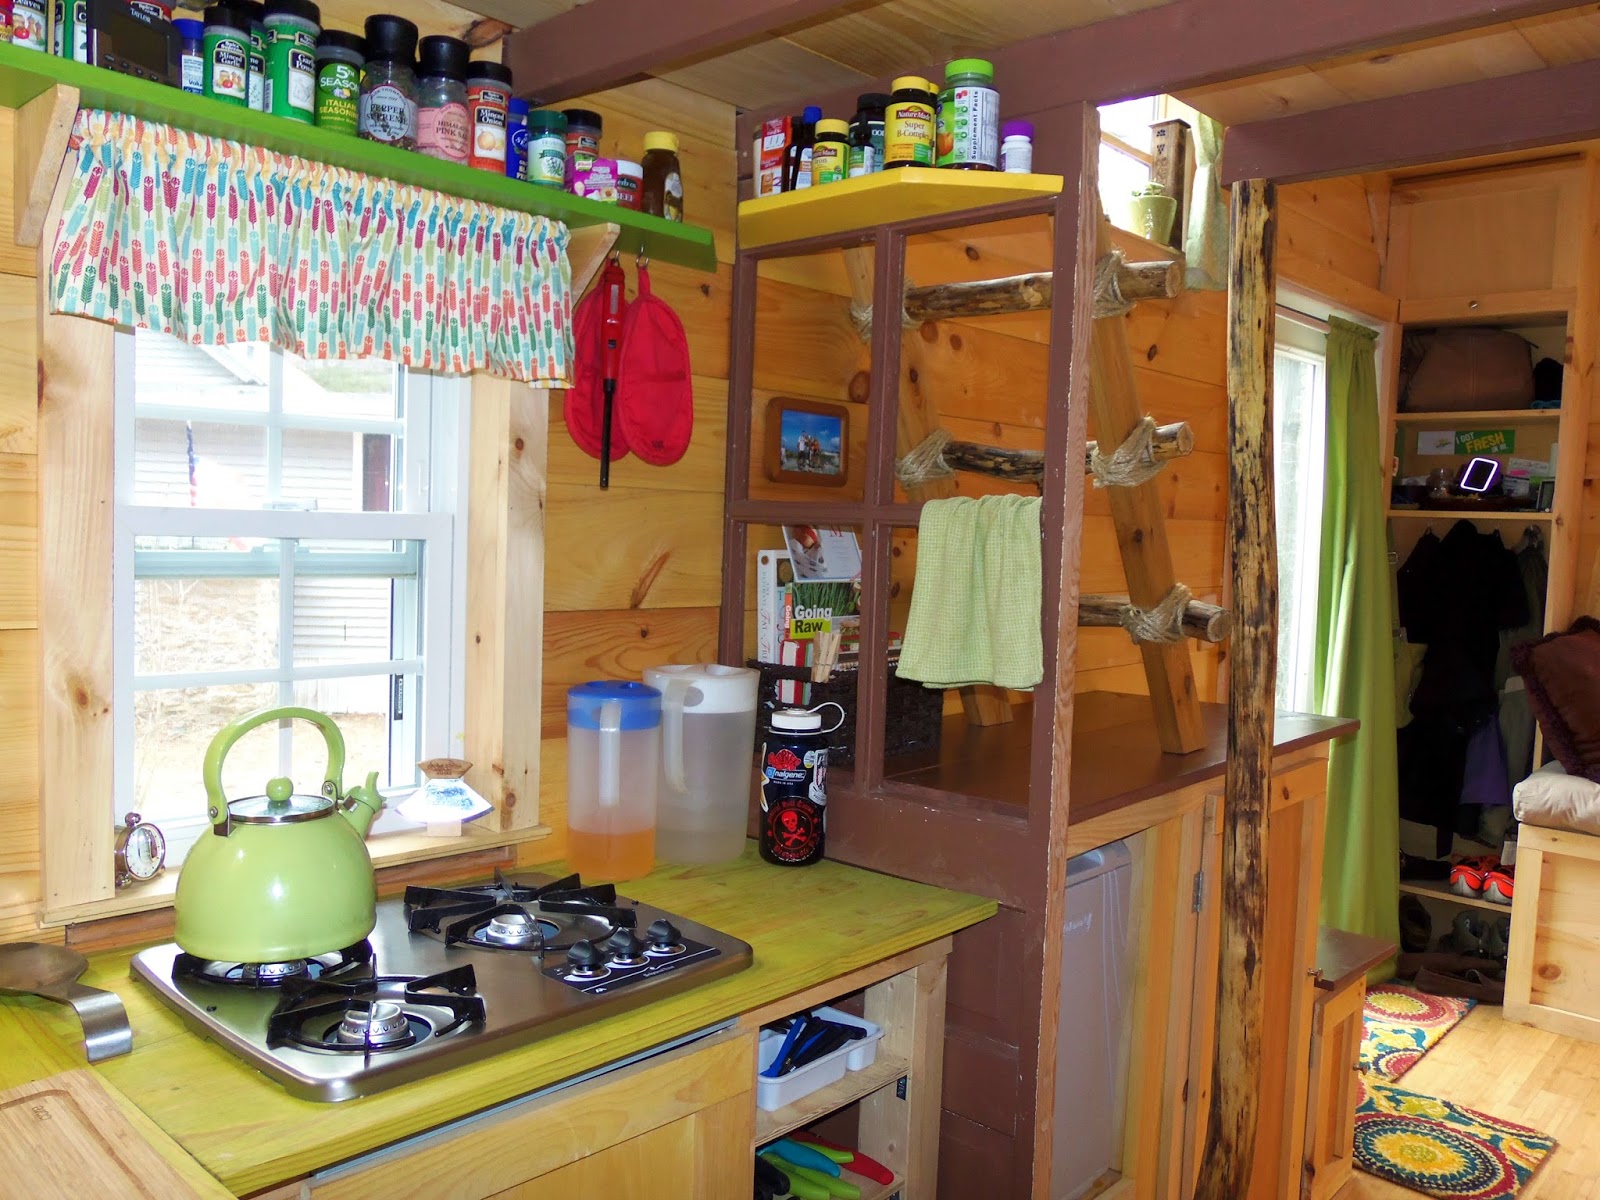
[203,706,348,835]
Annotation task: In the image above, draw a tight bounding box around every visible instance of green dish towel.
[896,494,1043,691]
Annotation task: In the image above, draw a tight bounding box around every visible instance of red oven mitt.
[614,262,693,466]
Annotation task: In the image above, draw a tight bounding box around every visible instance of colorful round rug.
[1362,984,1477,1080]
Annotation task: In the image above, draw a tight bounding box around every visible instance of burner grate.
[266,965,485,1058]
[405,871,637,953]
[173,942,374,989]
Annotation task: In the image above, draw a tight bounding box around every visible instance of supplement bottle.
[466,60,512,172]
[640,131,683,221]
[848,92,887,177]
[174,17,205,93]
[264,0,320,124]
[783,104,820,190]
[810,118,849,186]
[884,76,936,168]
[416,35,469,163]
[314,30,363,135]
[202,5,250,107]
[1001,120,1034,174]
[359,14,419,150]
[936,58,998,170]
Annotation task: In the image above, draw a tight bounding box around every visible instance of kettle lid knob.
[266,777,294,806]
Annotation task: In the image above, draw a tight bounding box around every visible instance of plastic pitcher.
[644,664,760,865]
[566,681,661,881]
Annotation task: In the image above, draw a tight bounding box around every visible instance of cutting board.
[0,1070,232,1198]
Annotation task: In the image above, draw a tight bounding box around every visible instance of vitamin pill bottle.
[884,76,936,169]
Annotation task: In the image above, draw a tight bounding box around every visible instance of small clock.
[114,812,167,888]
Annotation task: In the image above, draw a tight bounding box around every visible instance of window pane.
[283,355,399,419]
[1273,349,1326,712]
[135,575,280,674]
[134,332,269,413]
[1098,97,1158,148]
[281,427,369,512]
[293,575,398,665]
[133,418,268,508]
[132,681,280,826]
[1099,146,1153,231]
[289,676,413,789]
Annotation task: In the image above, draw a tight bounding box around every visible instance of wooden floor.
[1341,1005,1600,1199]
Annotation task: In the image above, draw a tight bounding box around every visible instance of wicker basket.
[746,659,944,766]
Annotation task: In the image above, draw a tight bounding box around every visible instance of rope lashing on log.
[1089,415,1163,488]
[1092,248,1134,319]
[895,426,956,484]
[848,292,920,342]
[1119,583,1193,645]
[1080,593,1232,642]
[894,420,1195,487]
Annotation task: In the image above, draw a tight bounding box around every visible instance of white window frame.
[1271,333,1329,714]
[110,330,469,859]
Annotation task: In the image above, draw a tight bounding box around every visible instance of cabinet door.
[309,1029,756,1200]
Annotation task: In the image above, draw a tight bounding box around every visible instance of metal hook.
[636,250,650,271]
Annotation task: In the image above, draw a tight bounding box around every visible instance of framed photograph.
[764,397,849,488]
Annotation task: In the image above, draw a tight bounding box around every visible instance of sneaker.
[1450,855,1499,898]
[1480,915,1512,963]
[1483,864,1515,905]
[1447,910,1489,956]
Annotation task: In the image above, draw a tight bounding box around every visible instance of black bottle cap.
[466,59,511,86]
[856,92,891,110]
[363,13,418,64]
[316,28,363,58]
[237,0,263,26]
[561,108,602,131]
[417,34,468,81]
[264,0,320,26]
[204,4,247,30]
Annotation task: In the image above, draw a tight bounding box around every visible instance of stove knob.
[645,918,682,948]
[603,928,644,960]
[566,939,604,970]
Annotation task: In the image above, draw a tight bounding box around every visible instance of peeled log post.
[1195,178,1278,1200]
[934,421,1194,485]
[897,257,1183,323]
[1078,593,1232,643]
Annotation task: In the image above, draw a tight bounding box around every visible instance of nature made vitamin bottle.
[314,29,363,135]
[202,5,250,107]
[264,0,320,124]
[884,75,936,168]
[936,58,998,169]
[466,61,512,172]
[810,118,849,186]
[640,131,683,221]
[416,35,470,164]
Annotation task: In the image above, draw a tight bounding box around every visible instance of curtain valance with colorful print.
[49,110,572,384]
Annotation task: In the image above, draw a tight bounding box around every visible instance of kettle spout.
[341,771,385,838]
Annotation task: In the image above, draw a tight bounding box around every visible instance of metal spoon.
[0,943,132,1061]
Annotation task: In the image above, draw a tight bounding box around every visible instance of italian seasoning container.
[314,29,363,135]
[758,705,843,867]
[359,14,418,150]
[466,60,512,172]
[416,35,469,164]
[202,5,250,107]
[240,0,265,111]
[265,0,320,124]
[884,75,936,168]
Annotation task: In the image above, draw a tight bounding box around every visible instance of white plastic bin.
[755,1005,885,1112]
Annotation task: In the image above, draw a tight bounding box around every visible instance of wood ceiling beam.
[1220,59,1600,184]
[502,0,859,105]
[733,0,1579,171]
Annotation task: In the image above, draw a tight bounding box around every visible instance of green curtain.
[1312,316,1400,949]
[1183,115,1227,291]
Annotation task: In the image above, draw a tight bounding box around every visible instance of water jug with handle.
[644,663,759,864]
[566,681,661,881]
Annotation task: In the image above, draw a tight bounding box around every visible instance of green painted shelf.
[0,43,717,271]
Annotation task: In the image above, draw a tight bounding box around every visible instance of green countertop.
[0,848,995,1195]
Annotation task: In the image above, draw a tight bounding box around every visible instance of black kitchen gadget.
[86,0,181,86]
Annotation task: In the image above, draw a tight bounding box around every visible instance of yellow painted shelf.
[1399,879,1512,914]
[738,168,1063,248]
[1387,508,1552,522]
[755,1052,910,1142]
[1393,408,1562,423]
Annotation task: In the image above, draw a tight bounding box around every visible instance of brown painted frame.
[761,396,851,488]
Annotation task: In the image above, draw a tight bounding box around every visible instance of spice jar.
[466,60,511,173]
[937,59,998,170]
[264,0,319,124]
[527,109,568,188]
[202,5,250,107]
[359,14,419,150]
[561,108,602,189]
[505,98,529,180]
[640,131,683,221]
[416,35,469,164]
[1001,120,1034,174]
[174,17,205,93]
[314,29,363,135]
[13,0,45,51]
[129,0,171,20]
[236,0,263,111]
[50,0,85,61]
[615,159,642,210]
[848,92,887,177]
[884,76,936,169]
[811,118,849,186]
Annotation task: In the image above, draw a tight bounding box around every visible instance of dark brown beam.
[734,0,1577,173]
[503,0,858,106]
[1222,58,1600,184]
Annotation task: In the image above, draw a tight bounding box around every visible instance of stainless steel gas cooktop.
[130,871,753,1101]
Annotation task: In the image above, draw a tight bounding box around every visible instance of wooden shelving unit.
[1392,408,1561,423]
[737,166,1063,248]
[1398,879,1512,914]
[0,44,717,269]
[1386,508,1553,522]
[755,1052,911,1141]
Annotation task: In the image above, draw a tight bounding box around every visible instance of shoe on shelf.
[1483,864,1515,905]
[1414,965,1505,1005]
[1450,855,1499,898]
[1447,910,1489,957]
[1399,895,1432,954]
[1480,915,1512,963]
[1400,851,1453,882]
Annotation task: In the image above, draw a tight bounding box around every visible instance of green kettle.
[174,706,386,963]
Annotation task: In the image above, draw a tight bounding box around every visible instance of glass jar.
[264,0,320,124]
[359,14,418,150]
[314,29,363,135]
[936,58,998,170]
[416,35,469,164]
[884,75,936,169]
[640,131,682,221]
[466,60,512,173]
[561,107,601,189]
